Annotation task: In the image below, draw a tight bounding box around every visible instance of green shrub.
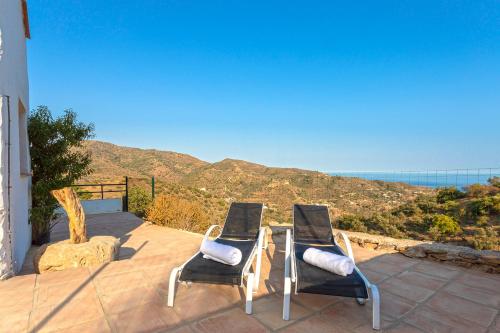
[436,187,465,203]
[428,214,461,240]
[469,227,499,250]
[467,197,494,218]
[146,194,211,233]
[415,195,439,214]
[466,184,499,198]
[442,200,460,215]
[366,214,405,238]
[128,187,152,217]
[475,215,489,227]
[393,202,420,217]
[489,176,500,188]
[336,215,367,233]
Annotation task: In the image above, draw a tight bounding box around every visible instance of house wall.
[0,0,31,278]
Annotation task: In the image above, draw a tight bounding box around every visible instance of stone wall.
[337,230,500,274]
[267,224,499,273]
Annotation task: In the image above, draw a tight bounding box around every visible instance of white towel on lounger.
[303,247,354,276]
[200,239,242,266]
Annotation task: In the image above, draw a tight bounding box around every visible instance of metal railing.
[72,176,129,211]
[330,167,500,189]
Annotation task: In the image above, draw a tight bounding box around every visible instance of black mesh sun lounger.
[167,202,267,314]
[283,204,381,330]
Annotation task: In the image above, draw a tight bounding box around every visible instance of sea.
[328,170,500,189]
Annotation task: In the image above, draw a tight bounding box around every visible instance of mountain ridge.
[82,140,432,224]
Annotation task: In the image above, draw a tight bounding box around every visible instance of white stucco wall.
[0,0,31,278]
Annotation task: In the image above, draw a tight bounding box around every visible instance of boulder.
[33,236,120,273]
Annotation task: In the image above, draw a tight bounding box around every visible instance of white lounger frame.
[283,229,381,330]
[168,224,268,314]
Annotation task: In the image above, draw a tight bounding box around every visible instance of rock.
[402,246,427,258]
[33,236,120,273]
[337,228,499,274]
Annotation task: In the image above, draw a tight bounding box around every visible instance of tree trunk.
[51,187,87,244]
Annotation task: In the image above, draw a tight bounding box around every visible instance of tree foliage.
[28,106,94,242]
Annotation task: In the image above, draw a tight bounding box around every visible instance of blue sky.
[28,1,500,171]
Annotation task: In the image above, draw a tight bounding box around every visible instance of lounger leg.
[254,228,265,291]
[245,273,254,314]
[283,276,291,320]
[283,229,292,321]
[167,267,181,307]
[371,284,380,330]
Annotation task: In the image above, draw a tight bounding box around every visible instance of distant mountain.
[83,140,432,224]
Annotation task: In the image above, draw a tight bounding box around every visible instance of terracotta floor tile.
[359,260,407,276]
[361,268,390,284]
[171,284,237,322]
[396,270,448,290]
[50,317,111,333]
[100,286,164,314]
[444,281,500,308]
[28,293,104,333]
[93,270,148,294]
[36,268,90,286]
[319,300,372,331]
[279,314,345,333]
[384,322,424,333]
[168,325,196,333]
[351,318,396,333]
[6,213,500,333]
[292,293,342,311]
[411,261,461,280]
[380,291,417,320]
[404,305,486,333]
[0,289,35,314]
[252,294,311,330]
[426,291,497,327]
[193,308,268,333]
[380,277,435,302]
[108,301,181,333]
[0,310,30,333]
[35,279,97,307]
[0,274,36,291]
[89,260,138,278]
[370,253,420,269]
[487,317,500,333]
[456,273,500,294]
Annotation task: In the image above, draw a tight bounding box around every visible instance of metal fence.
[72,177,129,211]
[330,167,500,189]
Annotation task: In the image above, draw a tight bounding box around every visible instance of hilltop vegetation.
[82,140,430,227]
[336,178,500,250]
[82,141,498,250]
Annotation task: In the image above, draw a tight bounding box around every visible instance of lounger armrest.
[339,232,355,264]
[203,224,222,241]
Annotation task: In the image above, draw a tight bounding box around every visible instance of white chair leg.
[254,228,265,291]
[245,273,254,314]
[167,267,181,307]
[371,284,380,330]
[283,229,292,320]
[283,276,291,320]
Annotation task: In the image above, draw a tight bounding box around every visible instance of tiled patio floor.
[1,212,499,332]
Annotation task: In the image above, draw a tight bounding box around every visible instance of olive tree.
[28,106,94,243]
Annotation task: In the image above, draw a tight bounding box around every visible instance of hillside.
[82,140,432,224]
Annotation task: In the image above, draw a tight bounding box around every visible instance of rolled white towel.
[303,247,354,276]
[200,239,242,266]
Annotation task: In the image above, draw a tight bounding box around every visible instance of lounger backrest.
[293,204,333,244]
[220,202,263,240]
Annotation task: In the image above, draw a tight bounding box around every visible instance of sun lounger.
[167,202,267,314]
[283,204,380,330]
